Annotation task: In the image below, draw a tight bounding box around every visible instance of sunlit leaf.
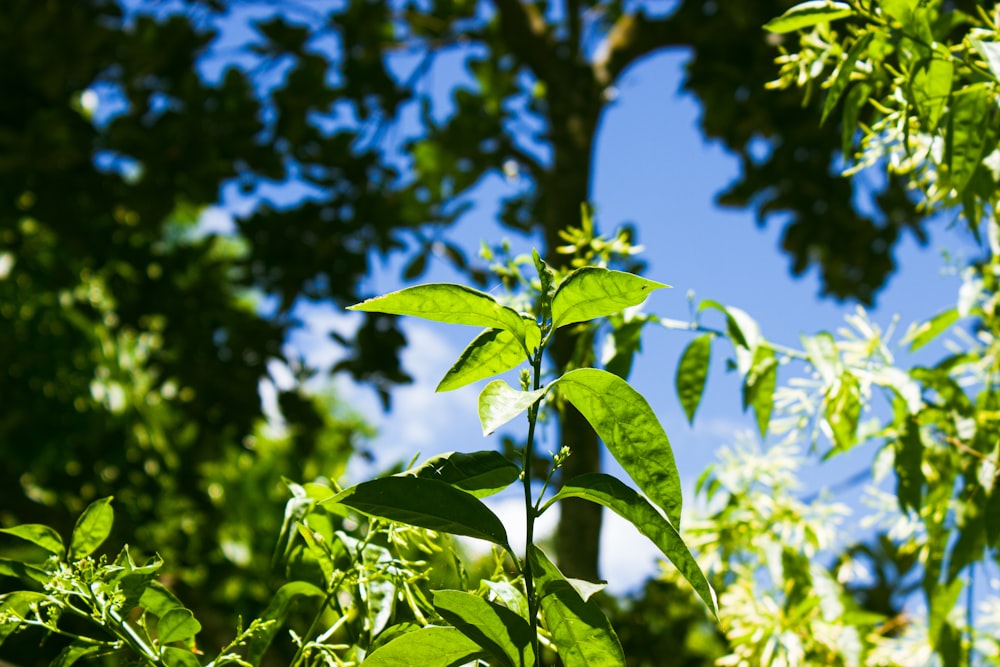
[822,33,873,125]
[403,451,519,497]
[326,477,511,551]
[479,380,547,435]
[972,39,1000,82]
[69,496,114,560]
[432,589,535,667]
[551,267,667,329]
[904,308,958,351]
[801,332,840,385]
[742,345,777,438]
[764,1,854,33]
[530,546,625,666]
[699,301,760,373]
[0,524,65,557]
[826,373,861,451]
[157,608,201,645]
[676,334,711,424]
[437,323,539,392]
[555,368,681,528]
[542,474,717,617]
[911,44,953,132]
[365,626,486,666]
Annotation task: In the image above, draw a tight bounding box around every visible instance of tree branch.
[593,10,684,87]
[489,0,558,82]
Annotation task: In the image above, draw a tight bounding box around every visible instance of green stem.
[521,345,545,662]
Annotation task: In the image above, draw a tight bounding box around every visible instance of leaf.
[533,249,557,316]
[69,496,114,559]
[530,546,625,667]
[325,477,511,550]
[929,578,963,655]
[972,39,1000,82]
[161,647,202,667]
[946,83,991,196]
[742,345,777,438]
[52,641,103,667]
[403,451,519,497]
[554,368,681,528]
[826,373,861,451]
[842,82,872,158]
[542,474,717,617]
[911,45,953,132]
[764,1,854,33]
[0,524,65,557]
[904,308,958,351]
[364,626,486,666]
[551,267,667,329]
[676,334,712,424]
[699,301,760,374]
[348,284,528,348]
[432,589,535,667]
[437,324,539,392]
[894,418,925,513]
[479,380,547,435]
[246,581,325,664]
[602,316,647,380]
[822,33,874,125]
[139,580,187,618]
[0,558,49,587]
[801,332,840,385]
[157,608,201,645]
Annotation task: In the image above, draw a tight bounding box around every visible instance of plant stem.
[521,346,545,661]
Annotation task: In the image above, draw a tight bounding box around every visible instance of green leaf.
[349,284,529,348]
[432,590,535,667]
[533,249,557,317]
[699,301,760,373]
[603,316,647,380]
[52,641,103,667]
[826,373,861,451]
[742,345,777,438]
[542,474,717,617]
[764,1,854,33]
[530,546,625,666]
[551,267,667,329]
[801,332,840,385]
[904,308,958,351]
[0,524,65,557]
[554,368,681,528]
[822,33,873,125]
[161,647,202,667]
[437,323,539,392]
[403,451,519,497]
[946,83,991,196]
[0,558,49,587]
[911,45,953,132]
[676,334,712,424]
[894,418,925,513]
[247,581,325,664]
[479,380,547,435]
[929,578,963,655]
[972,39,1000,82]
[841,82,872,158]
[139,580,186,618]
[325,477,511,550]
[364,626,486,666]
[158,608,201,645]
[69,496,113,559]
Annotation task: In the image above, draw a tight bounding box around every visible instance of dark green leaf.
[0,524,65,557]
[764,0,854,33]
[69,496,114,560]
[247,581,325,665]
[676,334,711,424]
[325,477,511,550]
[437,324,538,392]
[894,418,925,513]
[542,474,717,617]
[826,373,861,451]
[904,308,958,351]
[551,267,667,329]
[52,641,103,667]
[403,451,519,497]
[946,83,991,196]
[603,317,647,380]
[742,345,777,438]
[364,626,486,666]
[349,284,529,348]
[530,547,625,667]
[842,82,872,158]
[822,33,874,125]
[158,608,201,645]
[0,558,49,587]
[479,380,547,435]
[432,589,535,667]
[555,368,681,528]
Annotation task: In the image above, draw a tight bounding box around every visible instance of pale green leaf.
[801,332,840,385]
[247,581,325,664]
[676,334,712,424]
[973,39,1000,82]
[0,524,65,557]
[157,608,201,645]
[479,380,547,435]
[551,267,667,329]
[69,496,114,559]
[325,477,511,551]
[742,345,777,438]
[349,284,528,347]
[822,33,874,125]
[764,0,854,33]
[437,323,539,392]
[530,547,625,667]
[403,451,519,498]
[542,474,717,617]
[555,368,681,528]
[911,45,953,132]
[904,308,958,351]
[826,373,861,451]
[946,83,991,195]
[364,626,486,666]
[432,590,535,667]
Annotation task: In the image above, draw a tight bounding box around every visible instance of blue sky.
[254,46,987,593]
